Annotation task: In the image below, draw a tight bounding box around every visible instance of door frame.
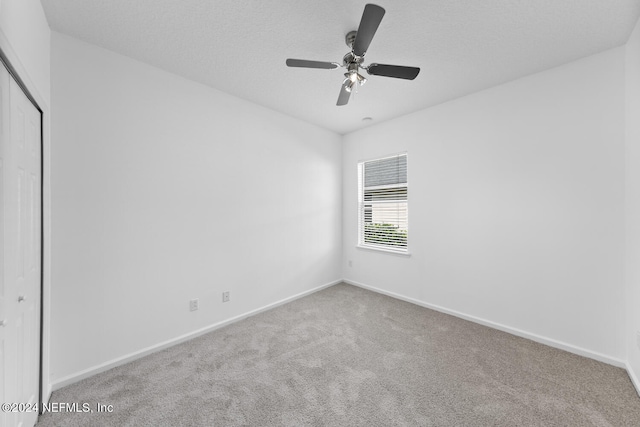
[0,46,45,412]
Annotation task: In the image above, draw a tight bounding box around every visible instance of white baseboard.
[627,362,640,398]
[43,384,52,405]
[51,279,342,391]
[342,279,626,369]
[50,277,635,393]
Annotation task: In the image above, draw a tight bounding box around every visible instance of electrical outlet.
[222,291,230,303]
[189,299,198,312]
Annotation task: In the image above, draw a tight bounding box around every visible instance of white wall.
[0,0,53,400]
[50,33,342,385]
[0,0,50,101]
[625,15,640,393]
[343,48,626,364]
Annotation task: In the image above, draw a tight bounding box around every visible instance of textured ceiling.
[41,0,640,135]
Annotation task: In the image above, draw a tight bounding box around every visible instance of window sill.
[356,245,411,257]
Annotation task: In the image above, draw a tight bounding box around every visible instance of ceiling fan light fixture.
[346,70,367,86]
[343,78,356,93]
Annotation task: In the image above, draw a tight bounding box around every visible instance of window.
[358,153,408,253]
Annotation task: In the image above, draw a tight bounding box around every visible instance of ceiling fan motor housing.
[344,31,367,67]
[343,52,365,70]
[343,53,362,68]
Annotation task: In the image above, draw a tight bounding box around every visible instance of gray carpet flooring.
[37,283,640,426]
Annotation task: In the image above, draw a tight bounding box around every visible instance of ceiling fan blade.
[352,4,385,57]
[337,84,351,106]
[367,63,420,80]
[286,59,339,69]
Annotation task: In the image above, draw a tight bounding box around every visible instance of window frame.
[357,152,410,256]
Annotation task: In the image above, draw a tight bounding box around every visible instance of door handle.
[18,295,26,303]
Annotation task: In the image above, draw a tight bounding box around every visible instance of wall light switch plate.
[189,299,198,311]
[222,291,230,303]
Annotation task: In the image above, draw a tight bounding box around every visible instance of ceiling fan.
[286,4,420,106]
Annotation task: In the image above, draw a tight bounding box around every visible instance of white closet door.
[0,61,42,427]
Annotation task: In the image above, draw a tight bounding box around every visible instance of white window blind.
[358,153,408,252]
